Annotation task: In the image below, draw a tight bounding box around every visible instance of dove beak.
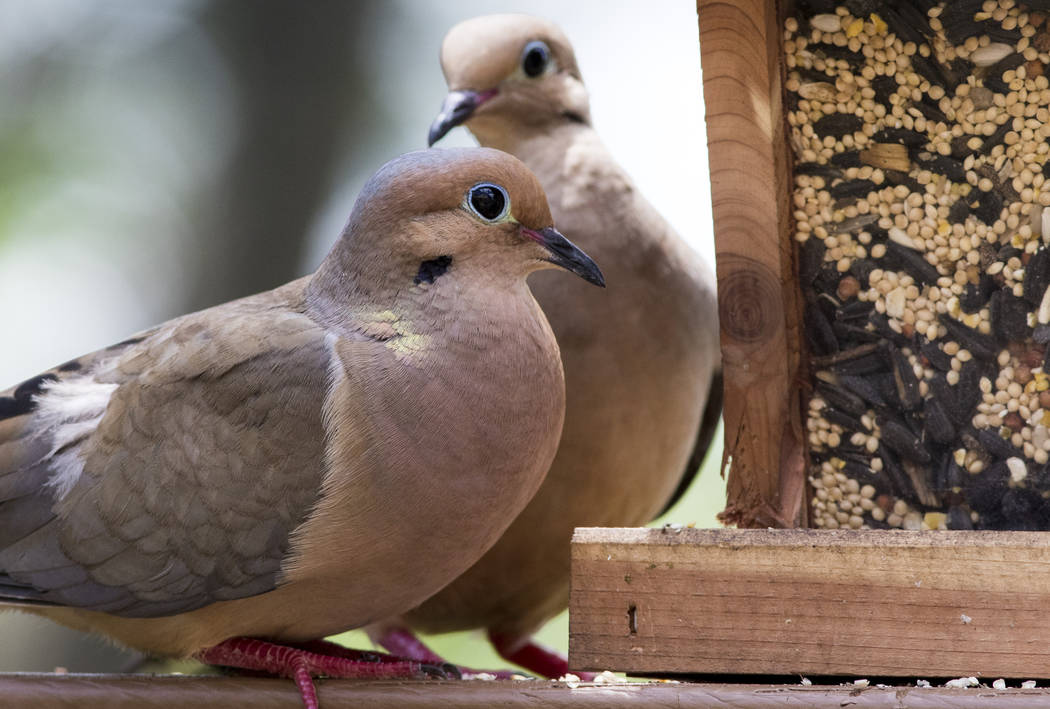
[522,226,606,288]
[428,89,498,146]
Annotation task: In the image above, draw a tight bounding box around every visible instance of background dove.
[368,15,722,678]
[0,147,603,705]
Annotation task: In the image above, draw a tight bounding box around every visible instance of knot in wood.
[718,262,781,344]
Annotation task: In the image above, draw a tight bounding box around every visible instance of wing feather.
[0,281,335,617]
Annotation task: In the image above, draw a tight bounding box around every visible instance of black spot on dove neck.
[415,255,453,285]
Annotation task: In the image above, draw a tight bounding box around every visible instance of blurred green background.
[0,0,725,673]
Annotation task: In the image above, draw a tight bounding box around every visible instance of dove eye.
[521,40,550,78]
[466,183,509,222]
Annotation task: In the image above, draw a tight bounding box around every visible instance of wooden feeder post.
[701,0,807,529]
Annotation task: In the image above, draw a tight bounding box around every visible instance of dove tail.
[0,374,74,598]
[0,373,61,481]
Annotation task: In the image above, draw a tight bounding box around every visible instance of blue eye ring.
[466,182,510,222]
[521,40,551,78]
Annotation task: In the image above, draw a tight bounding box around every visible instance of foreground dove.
[367,15,722,678]
[0,147,604,707]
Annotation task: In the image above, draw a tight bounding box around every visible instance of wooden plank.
[696,0,806,529]
[5,675,1050,709]
[569,528,1050,678]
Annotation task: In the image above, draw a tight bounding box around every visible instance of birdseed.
[788,0,1050,530]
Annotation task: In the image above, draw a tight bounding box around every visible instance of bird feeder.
[569,0,1050,687]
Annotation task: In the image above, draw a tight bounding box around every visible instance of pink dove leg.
[488,630,596,681]
[371,625,522,679]
[196,636,456,709]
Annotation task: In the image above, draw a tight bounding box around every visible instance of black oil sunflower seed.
[830,150,863,168]
[883,241,941,286]
[829,179,878,200]
[972,189,1004,225]
[937,314,998,360]
[813,113,864,137]
[838,373,887,408]
[836,299,874,322]
[823,406,864,431]
[816,381,868,418]
[879,417,932,464]
[887,344,922,410]
[798,237,826,285]
[923,397,956,445]
[872,126,927,148]
[965,460,1009,515]
[1024,248,1050,307]
[879,443,921,503]
[868,312,912,348]
[795,162,843,178]
[919,341,953,371]
[805,302,839,356]
[947,504,974,530]
[959,276,993,312]
[914,153,967,182]
[994,292,1032,343]
[977,427,1024,460]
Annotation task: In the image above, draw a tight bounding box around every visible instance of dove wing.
[0,280,336,617]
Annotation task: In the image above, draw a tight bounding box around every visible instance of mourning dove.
[0,147,604,706]
[368,15,722,677]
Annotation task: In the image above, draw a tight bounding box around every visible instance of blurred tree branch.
[183,0,390,311]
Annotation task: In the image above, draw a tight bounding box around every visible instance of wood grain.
[570,528,1050,678]
[5,674,1050,708]
[696,0,805,528]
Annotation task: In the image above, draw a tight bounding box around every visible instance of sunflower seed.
[920,342,953,372]
[813,113,864,137]
[924,398,956,445]
[995,291,1032,342]
[947,505,974,530]
[838,373,887,408]
[1024,249,1050,307]
[879,417,931,464]
[887,344,922,410]
[971,43,1015,67]
[884,242,941,286]
[977,427,1024,460]
[938,315,998,360]
[805,301,839,355]
[809,13,841,32]
[817,381,868,418]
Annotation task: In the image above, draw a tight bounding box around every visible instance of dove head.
[428,15,590,148]
[311,148,602,319]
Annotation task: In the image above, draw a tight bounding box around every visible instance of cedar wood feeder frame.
[699,0,808,531]
[569,0,1050,687]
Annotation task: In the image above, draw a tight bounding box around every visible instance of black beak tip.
[577,263,605,288]
[427,123,446,148]
[535,226,605,288]
[427,90,481,147]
